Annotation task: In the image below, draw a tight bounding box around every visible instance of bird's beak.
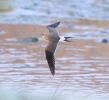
[40,34,43,38]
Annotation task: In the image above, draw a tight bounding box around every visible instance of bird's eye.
[40,34,43,36]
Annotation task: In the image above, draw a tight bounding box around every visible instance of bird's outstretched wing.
[45,50,55,75]
[45,41,59,75]
[46,22,60,36]
[45,22,60,75]
[46,22,60,28]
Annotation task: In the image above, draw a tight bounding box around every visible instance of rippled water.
[0,0,109,24]
[0,0,109,100]
[0,22,109,99]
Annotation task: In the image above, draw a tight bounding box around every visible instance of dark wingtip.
[52,71,55,76]
[50,67,55,76]
[45,50,55,76]
[46,22,60,28]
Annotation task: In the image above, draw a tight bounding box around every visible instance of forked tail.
[64,37,74,42]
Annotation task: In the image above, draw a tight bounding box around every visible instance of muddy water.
[0,0,109,99]
[0,19,109,99]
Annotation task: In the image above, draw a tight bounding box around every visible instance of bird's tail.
[64,37,74,42]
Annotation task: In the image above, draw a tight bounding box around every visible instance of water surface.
[0,0,109,99]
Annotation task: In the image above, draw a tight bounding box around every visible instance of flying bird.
[41,22,73,75]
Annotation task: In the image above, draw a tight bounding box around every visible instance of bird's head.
[40,34,44,38]
[40,33,49,40]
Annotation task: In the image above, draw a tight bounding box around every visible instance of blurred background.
[0,0,109,100]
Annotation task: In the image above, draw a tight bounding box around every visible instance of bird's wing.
[46,22,60,28]
[45,40,59,75]
[46,22,60,36]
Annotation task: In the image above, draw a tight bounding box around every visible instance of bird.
[41,22,73,76]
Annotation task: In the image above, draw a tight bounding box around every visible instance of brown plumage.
[45,50,55,75]
[41,22,60,75]
[45,40,59,75]
[41,22,73,75]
